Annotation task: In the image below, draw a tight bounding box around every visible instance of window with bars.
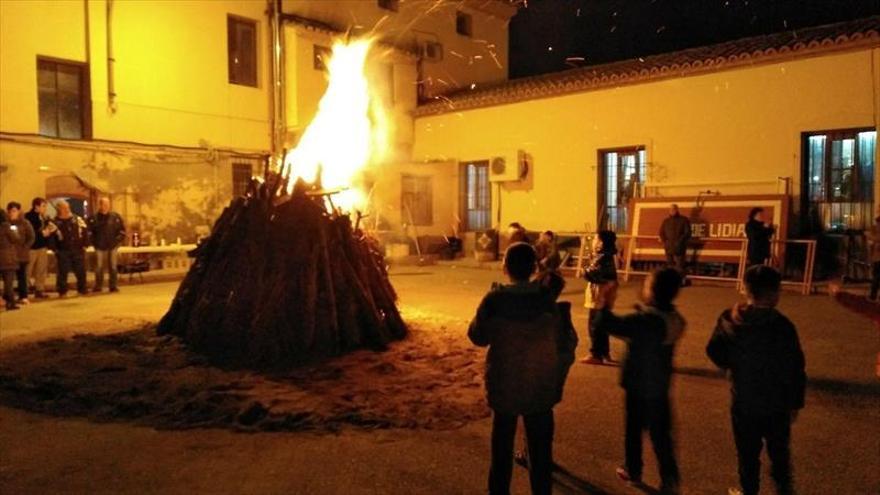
[460,161,491,231]
[227,16,257,87]
[232,162,253,198]
[37,58,90,139]
[599,147,647,233]
[803,129,875,232]
[456,11,473,37]
[401,174,433,226]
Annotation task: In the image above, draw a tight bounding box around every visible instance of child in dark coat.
[469,243,574,495]
[582,230,619,363]
[707,266,805,495]
[0,210,21,310]
[593,268,685,494]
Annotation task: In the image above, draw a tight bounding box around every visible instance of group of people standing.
[0,196,126,310]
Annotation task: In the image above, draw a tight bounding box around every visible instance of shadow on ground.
[0,309,489,433]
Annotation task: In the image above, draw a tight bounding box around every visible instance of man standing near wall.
[25,197,54,299]
[52,200,89,297]
[659,204,691,285]
[89,197,126,293]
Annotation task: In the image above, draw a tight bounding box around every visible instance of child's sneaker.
[727,488,744,495]
[602,355,617,364]
[580,356,604,365]
[18,298,29,305]
[615,466,641,486]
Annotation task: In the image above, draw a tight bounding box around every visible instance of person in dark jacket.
[469,243,569,495]
[593,268,685,494]
[582,230,619,364]
[52,200,89,296]
[508,222,528,245]
[7,202,35,304]
[25,197,55,299]
[659,204,691,284]
[534,230,561,276]
[707,265,806,495]
[88,197,126,292]
[0,210,21,310]
[745,207,775,267]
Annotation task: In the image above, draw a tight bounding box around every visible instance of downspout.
[269,0,286,167]
[106,0,117,112]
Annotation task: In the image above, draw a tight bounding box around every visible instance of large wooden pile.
[157,173,407,368]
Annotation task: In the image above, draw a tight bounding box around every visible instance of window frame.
[231,162,254,198]
[227,15,259,87]
[455,11,473,37]
[36,56,92,140]
[459,161,492,232]
[801,127,876,232]
[597,145,647,233]
[401,173,433,226]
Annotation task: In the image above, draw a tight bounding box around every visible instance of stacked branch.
[157,174,407,368]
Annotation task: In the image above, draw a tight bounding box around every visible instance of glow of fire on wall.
[283,38,390,212]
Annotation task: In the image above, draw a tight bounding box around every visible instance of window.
[456,11,472,37]
[803,129,876,231]
[314,45,332,71]
[37,58,90,139]
[460,161,491,231]
[227,16,257,87]
[232,162,253,197]
[401,174,432,226]
[377,0,399,12]
[599,147,647,233]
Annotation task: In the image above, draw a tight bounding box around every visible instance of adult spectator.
[25,197,54,299]
[508,222,528,245]
[89,197,126,293]
[659,204,691,284]
[0,210,20,310]
[52,200,89,296]
[745,207,775,267]
[535,230,561,275]
[6,202,34,304]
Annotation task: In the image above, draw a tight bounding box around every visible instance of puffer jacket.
[468,282,567,415]
[707,305,806,415]
[10,218,34,262]
[594,303,686,398]
[0,218,19,271]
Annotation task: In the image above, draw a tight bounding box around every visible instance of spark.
[656,25,666,34]
[548,46,553,52]
[449,50,464,59]
[470,83,476,89]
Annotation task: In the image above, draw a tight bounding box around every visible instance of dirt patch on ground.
[0,309,488,433]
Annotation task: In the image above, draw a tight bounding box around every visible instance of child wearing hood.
[593,267,685,495]
[582,230,619,364]
[707,265,805,495]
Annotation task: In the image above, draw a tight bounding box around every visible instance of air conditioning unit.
[489,151,530,182]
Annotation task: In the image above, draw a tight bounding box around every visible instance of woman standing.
[745,207,774,267]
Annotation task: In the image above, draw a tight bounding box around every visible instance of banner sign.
[629,195,789,263]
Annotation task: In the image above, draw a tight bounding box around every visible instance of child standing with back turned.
[582,230,619,364]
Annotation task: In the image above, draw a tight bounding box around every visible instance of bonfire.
[158,39,407,367]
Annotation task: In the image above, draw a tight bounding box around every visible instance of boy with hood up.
[707,265,806,495]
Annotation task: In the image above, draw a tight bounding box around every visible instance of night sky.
[509,0,880,78]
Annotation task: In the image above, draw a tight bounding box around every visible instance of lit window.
[600,147,647,233]
[803,129,875,231]
[456,11,472,37]
[401,174,433,226]
[228,16,257,87]
[37,58,90,139]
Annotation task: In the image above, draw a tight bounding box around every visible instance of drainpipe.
[106,0,117,112]
[269,0,286,166]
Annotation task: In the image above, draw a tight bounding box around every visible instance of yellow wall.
[412,48,879,234]
[0,0,271,151]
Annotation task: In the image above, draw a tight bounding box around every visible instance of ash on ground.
[0,310,487,433]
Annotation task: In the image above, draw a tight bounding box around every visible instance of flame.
[283,38,389,212]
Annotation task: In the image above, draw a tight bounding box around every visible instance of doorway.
[598,147,646,233]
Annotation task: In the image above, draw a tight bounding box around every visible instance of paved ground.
[0,265,878,494]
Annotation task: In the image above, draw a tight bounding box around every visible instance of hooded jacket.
[707,305,806,415]
[594,303,686,398]
[469,282,572,415]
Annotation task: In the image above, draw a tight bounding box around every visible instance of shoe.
[58,292,68,298]
[602,355,617,364]
[728,489,744,495]
[615,466,641,486]
[109,287,119,293]
[660,481,681,495]
[5,304,20,311]
[580,356,605,365]
[17,298,29,305]
[92,287,103,293]
[77,290,89,296]
[34,292,48,299]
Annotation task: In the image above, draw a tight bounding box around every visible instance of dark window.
[377,0,399,12]
[460,161,491,231]
[803,129,876,231]
[456,11,472,37]
[37,58,90,139]
[599,147,647,233]
[401,174,432,226]
[232,162,253,197]
[314,45,332,71]
[227,16,257,87]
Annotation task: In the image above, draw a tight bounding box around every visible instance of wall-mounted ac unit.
[489,150,530,182]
